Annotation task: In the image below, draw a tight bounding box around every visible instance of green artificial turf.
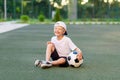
[0,24,120,80]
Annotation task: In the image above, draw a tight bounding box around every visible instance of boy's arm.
[75,48,83,60]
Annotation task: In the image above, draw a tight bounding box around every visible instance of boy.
[35,21,83,68]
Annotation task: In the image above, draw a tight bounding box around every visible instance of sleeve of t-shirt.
[68,38,77,51]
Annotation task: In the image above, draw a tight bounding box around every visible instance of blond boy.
[35,21,83,68]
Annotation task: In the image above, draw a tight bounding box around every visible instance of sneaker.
[41,61,52,69]
[34,59,42,67]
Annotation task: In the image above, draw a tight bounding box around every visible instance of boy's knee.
[47,42,55,51]
[47,42,54,47]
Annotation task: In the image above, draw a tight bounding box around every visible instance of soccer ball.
[67,51,83,67]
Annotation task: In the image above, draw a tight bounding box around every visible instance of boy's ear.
[63,30,66,34]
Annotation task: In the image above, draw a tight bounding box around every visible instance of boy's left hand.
[75,48,83,60]
[76,53,83,60]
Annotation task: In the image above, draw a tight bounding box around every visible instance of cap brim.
[64,31,68,35]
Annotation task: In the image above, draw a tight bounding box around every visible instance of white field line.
[0,21,29,33]
[0,21,119,34]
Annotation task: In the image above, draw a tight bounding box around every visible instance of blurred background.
[0,0,120,22]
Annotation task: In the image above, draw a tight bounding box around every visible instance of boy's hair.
[54,21,68,35]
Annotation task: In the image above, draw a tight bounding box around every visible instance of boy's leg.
[51,58,66,66]
[38,43,54,68]
[51,57,69,67]
[45,42,55,61]
[41,42,68,68]
[51,50,69,67]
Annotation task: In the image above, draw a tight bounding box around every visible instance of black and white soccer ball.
[67,51,83,67]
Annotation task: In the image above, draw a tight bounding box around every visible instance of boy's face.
[54,26,65,36]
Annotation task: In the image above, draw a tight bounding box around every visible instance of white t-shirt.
[51,36,77,57]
